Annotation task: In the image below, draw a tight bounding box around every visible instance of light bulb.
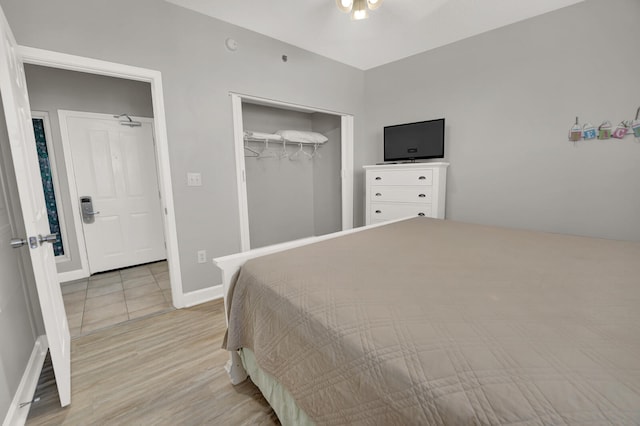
[352,8,368,20]
[341,0,353,7]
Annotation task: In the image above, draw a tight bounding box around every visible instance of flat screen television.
[384,118,445,162]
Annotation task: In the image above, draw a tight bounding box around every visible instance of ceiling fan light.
[351,8,368,20]
[351,0,368,20]
[336,0,353,13]
[367,0,383,10]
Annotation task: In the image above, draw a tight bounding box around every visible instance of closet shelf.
[244,130,328,145]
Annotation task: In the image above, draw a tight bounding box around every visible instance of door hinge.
[165,207,168,215]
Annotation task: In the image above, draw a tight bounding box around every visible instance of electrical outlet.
[197,250,207,264]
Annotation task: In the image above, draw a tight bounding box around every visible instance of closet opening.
[231,94,354,251]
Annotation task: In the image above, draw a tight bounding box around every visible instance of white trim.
[57,269,88,284]
[56,110,90,279]
[2,335,48,426]
[341,115,354,230]
[230,95,250,252]
[230,92,351,116]
[19,46,185,308]
[180,285,224,308]
[230,93,355,252]
[30,111,71,265]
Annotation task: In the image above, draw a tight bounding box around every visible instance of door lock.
[11,236,39,249]
[80,196,100,224]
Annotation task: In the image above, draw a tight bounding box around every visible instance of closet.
[231,95,353,251]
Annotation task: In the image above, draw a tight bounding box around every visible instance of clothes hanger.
[310,143,320,159]
[258,139,279,159]
[279,140,289,159]
[244,139,260,157]
[289,143,312,161]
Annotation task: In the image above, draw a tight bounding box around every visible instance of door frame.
[58,110,163,276]
[20,46,186,308]
[230,92,354,252]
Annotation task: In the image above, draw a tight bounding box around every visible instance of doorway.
[230,93,354,251]
[23,66,174,336]
[19,46,185,309]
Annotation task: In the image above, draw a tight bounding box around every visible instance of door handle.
[80,196,99,224]
[38,234,58,245]
[10,238,27,249]
[10,236,39,249]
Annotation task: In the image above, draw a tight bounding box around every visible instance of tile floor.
[61,261,173,337]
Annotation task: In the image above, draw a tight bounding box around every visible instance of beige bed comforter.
[225,218,640,425]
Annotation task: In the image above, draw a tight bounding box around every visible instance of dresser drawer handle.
[375,176,382,181]
[375,193,382,197]
[418,176,426,180]
[418,194,426,198]
[375,210,382,214]
[418,212,425,217]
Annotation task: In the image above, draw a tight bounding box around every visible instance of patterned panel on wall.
[32,118,64,256]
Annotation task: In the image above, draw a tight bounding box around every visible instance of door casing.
[19,46,186,308]
[230,92,354,252]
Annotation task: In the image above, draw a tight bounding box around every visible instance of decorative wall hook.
[568,116,582,141]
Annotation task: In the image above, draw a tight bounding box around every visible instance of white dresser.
[364,162,449,225]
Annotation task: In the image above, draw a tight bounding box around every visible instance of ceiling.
[165,0,584,70]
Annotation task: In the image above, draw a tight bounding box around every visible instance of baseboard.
[180,285,223,308]
[58,268,88,284]
[2,335,48,426]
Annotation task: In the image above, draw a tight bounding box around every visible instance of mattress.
[224,218,640,425]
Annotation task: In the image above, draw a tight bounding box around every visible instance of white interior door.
[60,112,166,274]
[0,5,70,407]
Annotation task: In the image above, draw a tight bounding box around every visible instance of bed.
[215,218,640,425]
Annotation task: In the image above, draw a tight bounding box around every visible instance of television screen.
[384,119,445,162]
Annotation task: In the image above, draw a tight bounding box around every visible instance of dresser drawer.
[370,186,432,203]
[370,203,433,221]
[368,169,433,186]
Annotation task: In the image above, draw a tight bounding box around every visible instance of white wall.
[363,0,640,241]
[1,0,366,292]
[24,64,154,274]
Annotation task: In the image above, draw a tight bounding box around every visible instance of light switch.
[187,172,202,186]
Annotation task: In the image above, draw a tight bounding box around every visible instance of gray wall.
[24,64,154,274]
[243,104,342,248]
[1,0,365,292]
[244,104,314,248]
[363,0,640,242]
[0,95,43,422]
[311,113,342,236]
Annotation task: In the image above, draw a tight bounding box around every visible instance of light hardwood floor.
[26,299,279,425]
